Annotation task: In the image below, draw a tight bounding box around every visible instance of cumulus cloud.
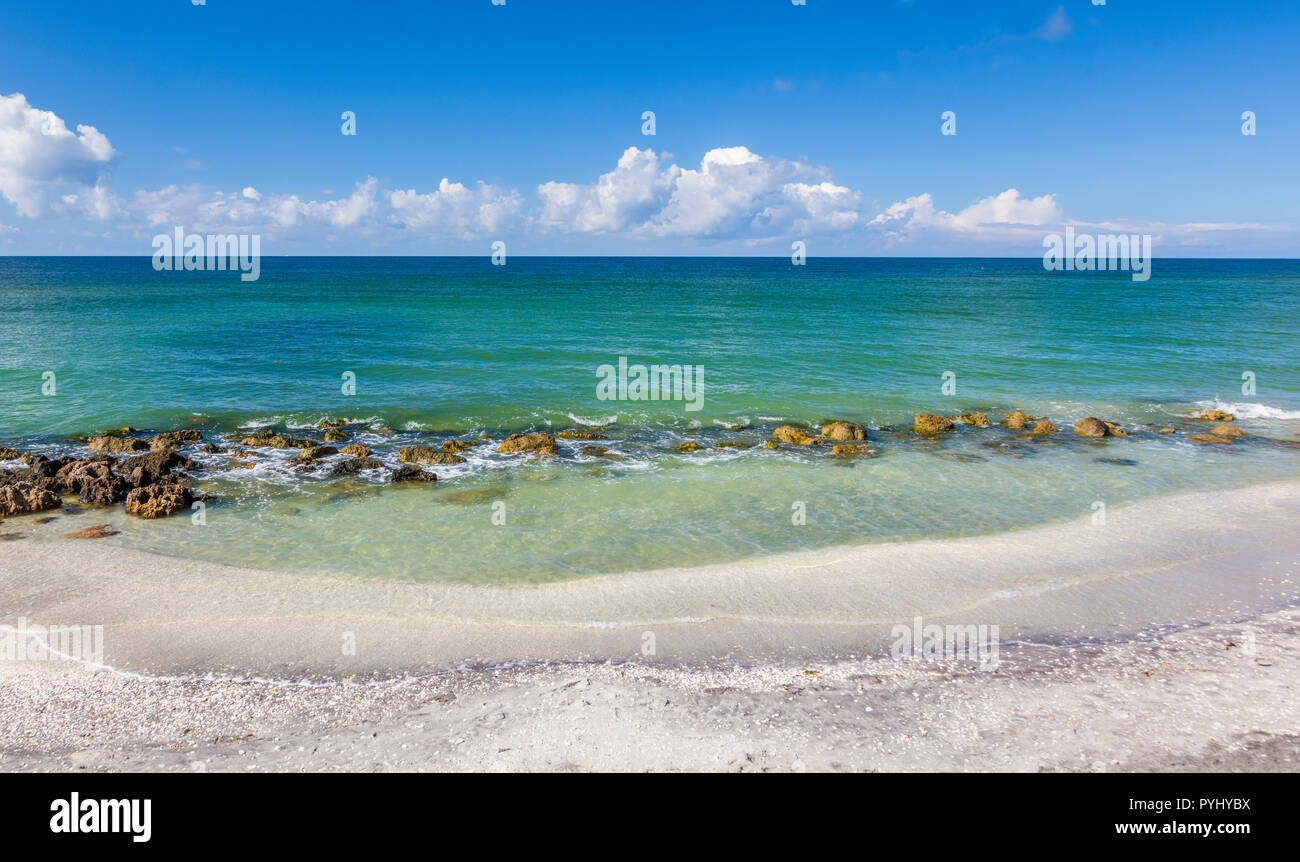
[0,92,119,218]
[389,178,523,238]
[539,145,861,240]
[870,188,1064,243]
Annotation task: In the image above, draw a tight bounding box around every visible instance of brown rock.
[118,450,201,487]
[391,465,437,483]
[317,418,346,428]
[323,428,348,443]
[55,459,129,504]
[0,481,61,517]
[497,433,559,456]
[1031,420,1059,436]
[65,524,118,539]
[772,425,822,445]
[913,414,955,435]
[0,447,20,460]
[149,429,203,451]
[1196,410,1234,422]
[441,440,472,452]
[676,441,701,452]
[1157,428,1176,434]
[124,483,193,519]
[298,445,339,461]
[822,421,867,441]
[88,435,147,454]
[952,413,991,427]
[399,446,467,465]
[329,457,384,476]
[339,444,372,457]
[1210,424,1247,438]
[830,444,872,456]
[556,430,607,440]
[1003,410,1034,430]
[1074,418,1109,438]
[1103,422,1127,437]
[1188,433,1232,444]
[241,434,313,449]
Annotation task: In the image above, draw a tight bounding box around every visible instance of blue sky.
[1,0,1297,255]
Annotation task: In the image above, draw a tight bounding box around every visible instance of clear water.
[2,257,1297,582]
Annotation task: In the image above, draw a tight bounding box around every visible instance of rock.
[1073,418,1109,438]
[118,450,201,487]
[581,446,609,457]
[830,444,872,456]
[952,413,991,427]
[65,524,117,539]
[199,443,225,454]
[399,446,466,465]
[764,441,779,450]
[1031,420,1059,436]
[391,465,437,483]
[241,434,313,449]
[726,424,748,432]
[1188,433,1233,444]
[715,440,752,449]
[497,433,559,456]
[124,483,193,519]
[821,421,867,441]
[298,445,339,461]
[323,428,348,443]
[913,414,955,435]
[0,481,61,517]
[88,435,147,454]
[1157,428,1176,434]
[1197,410,1234,422]
[556,430,607,440]
[0,447,20,460]
[317,418,346,428]
[676,441,701,452]
[441,440,472,452]
[1103,422,1127,437]
[328,457,385,476]
[1210,424,1247,438]
[55,459,130,504]
[149,429,203,451]
[339,444,372,457]
[373,428,398,435]
[772,425,822,445]
[1096,457,1138,466]
[1003,410,1034,430]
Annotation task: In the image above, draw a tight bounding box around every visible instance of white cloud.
[0,92,119,218]
[539,145,861,240]
[389,178,523,238]
[870,188,1064,243]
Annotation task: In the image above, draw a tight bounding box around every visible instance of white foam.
[1195,399,1300,421]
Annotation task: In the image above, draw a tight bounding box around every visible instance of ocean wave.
[1195,399,1300,420]
[566,412,619,427]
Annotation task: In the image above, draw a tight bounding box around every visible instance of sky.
[0,0,1297,256]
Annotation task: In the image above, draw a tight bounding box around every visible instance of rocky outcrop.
[399,446,467,465]
[317,418,346,428]
[497,433,559,456]
[329,457,385,476]
[119,450,201,487]
[1197,410,1234,422]
[0,447,20,460]
[0,481,61,518]
[199,443,225,454]
[149,429,203,451]
[821,421,867,441]
[952,413,991,427]
[772,426,821,445]
[55,458,130,504]
[1031,420,1058,436]
[88,435,147,454]
[913,414,954,435]
[297,445,339,461]
[323,428,348,443]
[1003,410,1034,430]
[240,433,314,449]
[556,430,607,440]
[391,465,436,483]
[339,444,372,457]
[124,482,193,519]
[1073,418,1109,438]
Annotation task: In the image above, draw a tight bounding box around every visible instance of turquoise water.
[2,257,1298,582]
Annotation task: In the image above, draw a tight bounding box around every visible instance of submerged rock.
[726,424,749,432]
[1210,424,1247,438]
[715,440,752,449]
[821,421,867,442]
[124,482,193,519]
[199,443,225,454]
[913,414,954,435]
[65,524,118,539]
[772,425,822,445]
[0,481,61,518]
[497,433,559,456]
[1189,433,1233,444]
[556,430,607,440]
[391,464,437,483]
[830,444,873,456]
[88,435,147,454]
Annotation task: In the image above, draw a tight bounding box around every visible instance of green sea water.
[1,256,1298,582]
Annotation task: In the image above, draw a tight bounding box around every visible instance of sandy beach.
[2,480,1298,771]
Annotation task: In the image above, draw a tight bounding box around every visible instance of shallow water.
[1,257,1297,582]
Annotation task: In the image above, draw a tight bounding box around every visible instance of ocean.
[2,256,1298,583]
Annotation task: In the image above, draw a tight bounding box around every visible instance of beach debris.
[772,425,823,445]
[822,421,867,441]
[497,432,559,456]
[64,524,118,539]
[0,481,62,518]
[912,414,955,435]
[398,446,466,465]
